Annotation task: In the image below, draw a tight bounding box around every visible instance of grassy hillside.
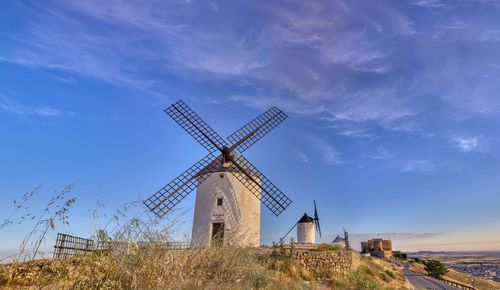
[1,247,408,289]
[409,261,500,290]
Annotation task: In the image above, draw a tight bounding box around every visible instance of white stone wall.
[191,171,261,247]
[297,222,315,244]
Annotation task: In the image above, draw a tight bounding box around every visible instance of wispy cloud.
[411,0,450,9]
[400,160,436,173]
[293,150,310,163]
[0,95,74,119]
[2,0,500,165]
[319,231,442,246]
[365,147,395,160]
[303,134,342,166]
[351,232,442,240]
[452,136,486,153]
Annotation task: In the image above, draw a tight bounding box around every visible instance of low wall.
[294,250,360,274]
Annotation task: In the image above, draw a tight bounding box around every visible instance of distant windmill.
[280,200,322,244]
[144,100,292,247]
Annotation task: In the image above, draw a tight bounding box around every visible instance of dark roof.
[297,213,314,223]
[331,235,345,243]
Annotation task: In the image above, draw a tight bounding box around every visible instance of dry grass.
[1,246,301,289]
[314,244,343,252]
[0,247,409,289]
[0,186,408,289]
[323,257,407,290]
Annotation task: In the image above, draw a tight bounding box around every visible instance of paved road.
[402,269,458,289]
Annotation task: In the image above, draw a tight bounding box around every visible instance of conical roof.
[332,235,345,243]
[297,213,314,223]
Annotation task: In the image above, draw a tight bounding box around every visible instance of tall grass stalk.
[16,182,78,261]
[0,184,43,231]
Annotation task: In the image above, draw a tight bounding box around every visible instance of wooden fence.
[53,233,191,258]
[53,233,95,259]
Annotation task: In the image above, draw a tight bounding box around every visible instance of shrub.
[393,252,407,260]
[314,244,342,252]
[424,259,448,279]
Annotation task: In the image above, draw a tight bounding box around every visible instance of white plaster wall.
[297,222,315,244]
[191,171,260,247]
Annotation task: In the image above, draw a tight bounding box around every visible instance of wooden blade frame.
[227,106,287,153]
[144,154,220,218]
[145,100,292,218]
[165,100,227,153]
[227,155,292,216]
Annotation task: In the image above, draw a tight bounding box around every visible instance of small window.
[217,198,223,206]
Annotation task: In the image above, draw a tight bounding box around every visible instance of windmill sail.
[145,100,292,218]
[313,200,322,238]
[165,100,227,153]
[227,106,287,153]
[227,155,292,216]
[144,154,221,218]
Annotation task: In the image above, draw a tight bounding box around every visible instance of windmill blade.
[227,155,292,216]
[144,153,220,218]
[314,200,322,237]
[313,200,318,220]
[280,222,298,243]
[316,219,322,238]
[227,107,287,153]
[165,100,227,153]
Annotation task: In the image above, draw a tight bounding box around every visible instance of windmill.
[280,200,322,244]
[143,100,292,247]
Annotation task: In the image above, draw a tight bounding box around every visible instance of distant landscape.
[410,251,500,282]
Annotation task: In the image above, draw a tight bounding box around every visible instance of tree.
[394,252,408,260]
[343,228,351,250]
[424,259,448,279]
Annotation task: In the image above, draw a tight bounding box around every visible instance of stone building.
[360,238,393,258]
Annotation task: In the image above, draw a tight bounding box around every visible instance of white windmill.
[144,100,292,247]
[281,200,322,244]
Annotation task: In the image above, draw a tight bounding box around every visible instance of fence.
[163,241,191,249]
[53,232,191,258]
[436,277,476,290]
[53,233,95,259]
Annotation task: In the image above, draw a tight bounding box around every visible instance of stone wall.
[294,250,360,274]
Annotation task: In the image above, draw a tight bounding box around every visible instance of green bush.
[314,244,342,252]
[424,259,448,279]
[393,252,407,260]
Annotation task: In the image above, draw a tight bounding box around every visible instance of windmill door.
[211,222,224,246]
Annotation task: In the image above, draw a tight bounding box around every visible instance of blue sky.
[1,0,500,256]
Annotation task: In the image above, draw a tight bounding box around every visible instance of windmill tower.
[144,100,292,247]
[297,213,315,244]
[281,200,322,244]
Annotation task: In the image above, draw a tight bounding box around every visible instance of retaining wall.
[294,250,360,274]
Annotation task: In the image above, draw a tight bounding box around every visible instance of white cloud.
[3,0,500,154]
[400,160,436,173]
[453,136,486,153]
[411,0,450,9]
[365,147,394,160]
[0,95,74,119]
[304,134,343,166]
[351,232,442,240]
[293,150,310,163]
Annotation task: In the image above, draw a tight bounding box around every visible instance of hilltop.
[0,246,408,289]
